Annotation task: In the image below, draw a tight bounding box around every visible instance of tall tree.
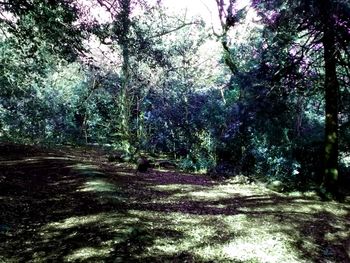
[252,0,350,198]
[92,0,204,153]
[113,0,133,150]
[320,0,340,197]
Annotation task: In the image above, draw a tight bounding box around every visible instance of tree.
[90,0,205,154]
[0,0,89,61]
[214,0,244,75]
[251,0,350,197]
[319,0,339,197]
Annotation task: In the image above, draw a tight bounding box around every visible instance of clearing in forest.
[0,144,349,263]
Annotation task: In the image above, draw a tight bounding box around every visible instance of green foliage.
[0,0,349,195]
[1,0,87,61]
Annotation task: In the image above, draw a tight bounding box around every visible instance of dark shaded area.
[0,144,349,262]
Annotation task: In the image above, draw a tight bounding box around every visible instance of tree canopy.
[1,0,350,198]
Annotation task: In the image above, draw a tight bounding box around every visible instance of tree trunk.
[321,0,340,197]
[116,0,132,149]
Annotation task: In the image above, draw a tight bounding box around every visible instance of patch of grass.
[0,145,349,262]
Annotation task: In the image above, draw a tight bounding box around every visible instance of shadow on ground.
[0,144,349,262]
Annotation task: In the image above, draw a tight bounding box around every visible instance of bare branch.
[149,21,199,39]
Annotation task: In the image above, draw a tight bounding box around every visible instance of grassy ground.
[0,144,349,263]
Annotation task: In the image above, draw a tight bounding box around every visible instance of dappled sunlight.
[116,171,134,176]
[183,184,258,200]
[38,211,154,261]
[0,158,43,166]
[40,156,74,161]
[239,198,350,217]
[66,163,101,171]
[287,191,320,199]
[150,183,204,192]
[186,190,233,201]
[126,210,219,259]
[42,212,140,234]
[0,156,75,166]
[155,168,176,173]
[325,230,350,243]
[223,237,303,263]
[121,173,350,262]
[218,214,308,262]
[78,179,119,192]
[149,178,270,202]
[48,178,79,186]
[125,210,293,261]
[43,214,106,230]
[65,163,106,177]
[1,145,349,263]
[118,208,306,262]
[64,247,111,262]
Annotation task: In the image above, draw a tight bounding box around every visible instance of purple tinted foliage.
[300,57,311,72]
[252,48,260,59]
[311,42,323,51]
[289,45,298,56]
[266,10,279,24]
[334,16,350,36]
[251,0,283,11]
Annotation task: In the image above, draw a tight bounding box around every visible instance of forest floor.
[0,143,349,263]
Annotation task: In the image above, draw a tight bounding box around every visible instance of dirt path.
[0,145,349,263]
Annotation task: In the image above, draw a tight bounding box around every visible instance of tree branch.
[149,21,199,38]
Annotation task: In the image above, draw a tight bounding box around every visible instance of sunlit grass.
[5,152,344,263]
[150,180,271,202]
[126,179,349,262]
[41,156,73,161]
[65,163,100,170]
[120,209,303,262]
[77,179,119,192]
[40,210,348,262]
[115,171,134,176]
[150,184,204,192]
[43,214,107,230]
[64,247,111,262]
